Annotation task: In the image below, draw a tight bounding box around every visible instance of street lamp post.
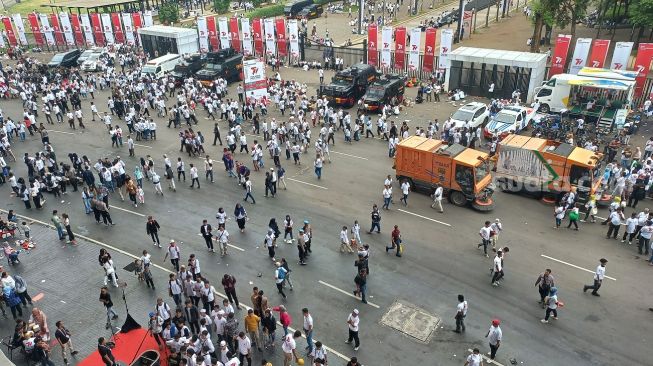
[456,0,464,43]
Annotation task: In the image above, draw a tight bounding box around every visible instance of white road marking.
[287,177,328,190]
[540,254,617,281]
[111,205,146,217]
[0,209,351,360]
[467,349,505,366]
[228,243,245,252]
[134,143,153,149]
[48,130,76,135]
[318,280,381,308]
[397,209,452,227]
[331,150,369,160]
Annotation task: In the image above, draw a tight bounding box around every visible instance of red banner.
[587,39,610,69]
[206,17,218,51]
[394,27,406,70]
[229,17,240,53]
[253,18,263,56]
[275,18,287,57]
[50,13,65,45]
[27,13,44,46]
[90,13,104,46]
[111,13,124,44]
[548,34,572,78]
[1,17,17,46]
[69,14,84,46]
[423,28,436,72]
[634,43,653,98]
[132,12,142,30]
[367,24,378,66]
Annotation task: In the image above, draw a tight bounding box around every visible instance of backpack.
[277,267,287,280]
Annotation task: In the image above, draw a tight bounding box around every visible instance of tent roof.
[449,47,548,68]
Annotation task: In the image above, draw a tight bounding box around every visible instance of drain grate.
[380,301,440,343]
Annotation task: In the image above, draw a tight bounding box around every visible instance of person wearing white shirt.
[156,298,172,321]
[236,332,252,366]
[190,164,200,188]
[302,308,314,353]
[281,330,301,366]
[621,212,638,244]
[491,251,504,286]
[478,221,492,257]
[431,185,444,212]
[339,226,353,253]
[455,294,468,333]
[399,180,410,206]
[345,309,360,351]
[490,219,503,248]
[216,227,230,257]
[554,205,565,229]
[464,348,484,366]
[638,220,653,255]
[212,310,227,343]
[607,207,624,239]
[382,185,392,210]
[583,258,608,296]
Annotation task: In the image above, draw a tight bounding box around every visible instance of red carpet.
[79,328,169,366]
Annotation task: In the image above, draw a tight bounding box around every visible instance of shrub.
[158,3,180,25]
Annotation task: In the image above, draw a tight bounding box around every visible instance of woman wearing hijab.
[234,203,248,233]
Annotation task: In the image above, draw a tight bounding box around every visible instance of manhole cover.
[380,301,440,343]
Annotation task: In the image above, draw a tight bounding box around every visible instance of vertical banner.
[80,14,94,46]
[394,26,406,70]
[229,17,241,53]
[380,26,392,68]
[101,13,114,45]
[241,18,252,56]
[438,28,453,69]
[408,27,421,71]
[288,19,299,58]
[59,12,75,46]
[12,14,28,46]
[252,18,263,56]
[90,13,104,46]
[367,23,378,66]
[264,18,276,56]
[132,12,143,31]
[633,43,653,98]
[206,16,219,50]
[143,11,153,27]
[39,13,55,46]
[111,13,124,44]
[218,17,229,50]
[548,34,572,78]
[243,58,269,100]
[197,17,209,53]
[423,28,436,72]
[70,15,84,46]
[588,39,610,68]
[2,17,17,46]
[122,13,135,45]
[0,30,4,48]
[50,13,65,46]
[568,37,592,75]
[275,18,287,57]
[463,11,472,38]
[610,41,634,70]
[28,13,44,46]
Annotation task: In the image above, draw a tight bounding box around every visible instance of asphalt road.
[1,62,652,366]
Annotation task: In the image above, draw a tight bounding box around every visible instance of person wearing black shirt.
[346,357,360,366]
[55,321,78,365]
[98,337,116,366]
[99,287,118,329]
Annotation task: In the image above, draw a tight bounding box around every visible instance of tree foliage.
[213,0,231,13]
[629,0,653,28]
[159,2,180,25]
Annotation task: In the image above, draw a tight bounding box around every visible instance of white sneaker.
[492,282,498,287]
[540,319,549,323]
[157,244,162,248]
[354,346,359,351]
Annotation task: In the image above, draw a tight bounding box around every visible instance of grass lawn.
[7,0,53,16]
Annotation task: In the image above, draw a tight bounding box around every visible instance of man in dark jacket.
[146,216,161,247]
[184,300,200,334]
[200,219,214,252]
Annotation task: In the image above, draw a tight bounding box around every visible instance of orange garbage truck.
[494,134,607,206]
[394,136,495,211]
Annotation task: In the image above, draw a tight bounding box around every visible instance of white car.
[484,105,537,139]
[450,102,490,129]
[76,48,103,65]
[81,53,102,72]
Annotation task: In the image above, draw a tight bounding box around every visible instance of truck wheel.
[539,104,550,113]
[449,191,467,207]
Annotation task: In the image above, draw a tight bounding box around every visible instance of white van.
[141,53,182,79]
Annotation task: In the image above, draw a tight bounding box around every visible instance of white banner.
[59,12,75,46]
[288,19,299,57]
[122,13,134,45]
[12,14,28,46]
[408,27,421,71]
[438,29,453,69]
[40,13,55,46]
[243,58,269,100]
[610,41,634,70]
[568,38,592,74]
[0,30,5,48]
[143,11,154,27]
[101,13,114,44]
[197,16,209,53]
[241,18,252,56]
[218,17,230,50]
[80,14,94,46]
[264,18,276,56]
[381,26,392,68]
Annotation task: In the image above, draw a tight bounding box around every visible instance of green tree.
[213,0,231,13]
[529,0,590,52]
[629,0,653,28]
[159,2,180,25]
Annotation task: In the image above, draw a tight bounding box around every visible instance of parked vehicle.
[450,102,490,129]
[285,0,314,18]
[196,52,243,86]
[48,49,82,68]
[80,53,102,72]
[395,136,495,211]
[140,53,182,79]
[484,105,536,139]
[363,74,406,112]
[77,47,104,65]
[170,54,205,86]
[297,4,324,19]
[319,63,378,107]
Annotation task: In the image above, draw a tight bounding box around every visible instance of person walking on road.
[54,321,79,365]
[478,221,492,257]
[282,330,301,366]
[244,177,256,204]
[639,220,653,255]
[606,207,624,239]
[386,225,402,257]
[340,226,354,253]
[541,287,560,324]
[368,204,381,234]
[382,185,392,210]
[275,262,288,299]
[454,294,468,333]
[399,180,410,206]
[622,212,638,244]
[465,348,484,366]
[353,269,368,304]
[485,319,502,363]
[431,185,444,212]
[146,216,161,247]
[345,309,360,351]
[164,240,181,271]
[583,258,608,296]
[535,269,555,308]
[201,219,215,252]
[51,210,65,241]
[99,286,118,329]
[491,250,504,287]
